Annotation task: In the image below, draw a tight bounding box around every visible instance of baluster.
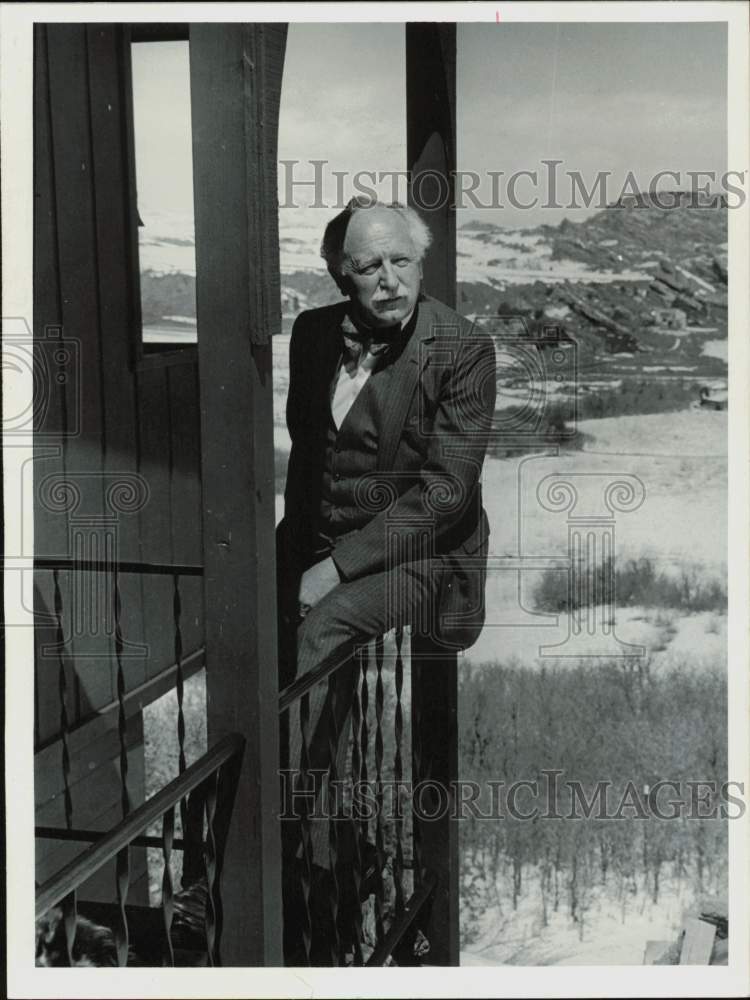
[181,787,205,889]
[113,566,131,818]
[53,569,73,830]
[410,642,423,889]
[373,635,385,945]
[359,646,373,956]
[173,573,187,836]
[203,772,218,966]
[393,627,405,916]
[359,645,370,843]
[350,655,362,813]
[297,692,313,964]
[161,806,176,966]
[325,675,342,965]
[114,845,130,966]
[61,890,77,966]
[347,651,364,966]
[112,562,131,967]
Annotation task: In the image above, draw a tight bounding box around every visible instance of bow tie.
[341,314,402,357]
[340,313,401,367]
[340,337,391,377]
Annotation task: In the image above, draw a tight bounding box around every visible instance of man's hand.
[298,556,341,612]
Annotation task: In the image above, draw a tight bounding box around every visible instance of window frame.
[123,23,198,371]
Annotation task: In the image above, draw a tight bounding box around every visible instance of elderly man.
[277,196,496,958]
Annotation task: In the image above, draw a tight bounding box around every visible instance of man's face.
[339,208,422,328]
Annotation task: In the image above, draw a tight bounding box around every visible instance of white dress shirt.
[331,309,415,429]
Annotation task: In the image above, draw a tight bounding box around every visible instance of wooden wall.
[33,23,204,898]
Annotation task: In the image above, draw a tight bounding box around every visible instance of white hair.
[320,196,432,275]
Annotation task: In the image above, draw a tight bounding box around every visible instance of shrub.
[532,555,727,614]
[576,380,697,420]
[487,400,583,458]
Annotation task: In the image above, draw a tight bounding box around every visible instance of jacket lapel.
[314,306,347,413]
[376,298,436,473]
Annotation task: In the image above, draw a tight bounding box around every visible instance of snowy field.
[459,861,723,966]
[466,409,727,668]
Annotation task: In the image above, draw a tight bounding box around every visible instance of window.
[128,27,196,354]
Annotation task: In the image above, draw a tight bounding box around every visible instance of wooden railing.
[34,558,203,832]
[35,733,245,966]
[35,557,218,965]
[278,630,458,967]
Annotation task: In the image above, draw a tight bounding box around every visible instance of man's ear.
[328,265,351,297]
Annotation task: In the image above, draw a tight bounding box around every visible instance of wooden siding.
[34,23,203,898]
[34,21,203,738]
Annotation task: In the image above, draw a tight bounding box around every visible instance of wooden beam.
[406,22,460,967]
[190,23,287,967]
[130,24,189,43]
[406,23,457,309]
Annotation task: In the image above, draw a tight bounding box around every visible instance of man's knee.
[294,571,397,681]
[297,589,355,657]
[300,577,362,630]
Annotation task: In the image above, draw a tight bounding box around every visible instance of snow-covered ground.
[464,409,727,667]
[460,862,723,966]
[702,339,729,363]
[457,226,649,285]
[137,206,197,276]
[466,600,726,673]
[137,205,653,285]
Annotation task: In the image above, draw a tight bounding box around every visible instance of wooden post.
[190,23,287,966]
[410,639,460,966]
[406,23,457,309]
[406,23,460,966]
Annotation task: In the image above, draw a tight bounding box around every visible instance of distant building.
[699,386,728,411]
[651,307,687,330]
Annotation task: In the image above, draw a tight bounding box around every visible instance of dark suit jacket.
[280,293,496,650]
